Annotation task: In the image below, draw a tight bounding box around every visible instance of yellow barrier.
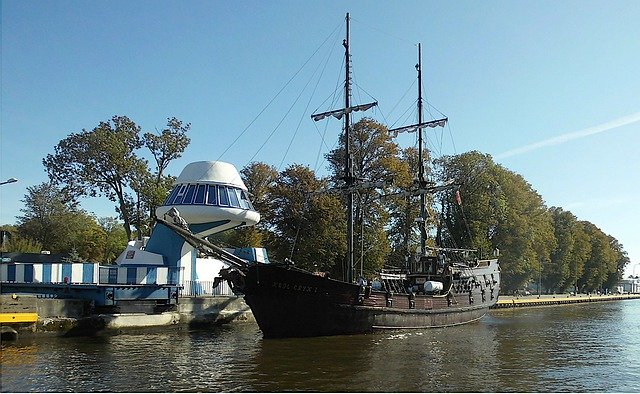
[0,312,39,324]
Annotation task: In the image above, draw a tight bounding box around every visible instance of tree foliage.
[14,182,128,261]
[326,118,406,275]
[140,117,191,229]
[43,115,190,240]
[230,130,628,292]
[15,114,627,291]
[436,151,556,292]
[225,162,280,249]
[1,225,42,253]
[548,208,590,292]
[384,147,426,269]
[268,164,346,274]
[43,116,147,240]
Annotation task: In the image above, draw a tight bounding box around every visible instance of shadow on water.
[249,322,501,392]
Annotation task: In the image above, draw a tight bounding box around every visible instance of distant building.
[617,276,640,294]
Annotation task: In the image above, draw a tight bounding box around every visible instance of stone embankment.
[492,293,640,309]
[0,294,254,338]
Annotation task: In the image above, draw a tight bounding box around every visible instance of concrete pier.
[492,293,640,308]
[0,294,254,337]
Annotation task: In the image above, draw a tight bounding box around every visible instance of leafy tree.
[326,118,404,275]
[548,207,590,293]
[225,162,280,249]
[5,237,43,253]
[17,182,79,251]
[580,222,618,292]
[435,151,556,293]
[268,164,346,274]
[16,182,113,259]
[1,225,42,253]
[385,146,423,269]
[496,166,556,293]
[98,217,129,263]
[140,117,191,228]
[43,115,147,240]
[0,226,16,252]
[144,118,191,181]
[435,152,502,254]
[607,236,630,289]
[43,116,190,240]
[240,162,278,228]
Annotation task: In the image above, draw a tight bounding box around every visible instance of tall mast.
[388,43,448,258]
[417,43,426,255]
[344,13,354,283]
[310,13,377,283]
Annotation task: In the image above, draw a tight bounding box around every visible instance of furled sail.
[311,102,378,122]
[389,117,448,137]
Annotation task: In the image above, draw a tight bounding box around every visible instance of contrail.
[495,111,640,159]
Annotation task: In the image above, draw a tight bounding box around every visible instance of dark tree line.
[5,116,630,291]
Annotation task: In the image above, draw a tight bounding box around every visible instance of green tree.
[607,236,630,289]
[226,161,280,249]
[0,225,17,252]
[1,225,42,253]
[580,222,618,293]
[43,116,190,240]
[435,151,556,293]
[326,118,404,275]
[4,237,43,253]
[269,164,346,274]
[384,146,423,270]
[140,117,191,229]
[17,182,78,251]
[549,207,590,293]
[97,217,129,263]
[43,115,147,240]
[16,182,110,259]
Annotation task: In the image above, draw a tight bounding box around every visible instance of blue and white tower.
[115,161,265,294]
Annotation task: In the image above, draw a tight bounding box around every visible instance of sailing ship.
[159,13,501,338]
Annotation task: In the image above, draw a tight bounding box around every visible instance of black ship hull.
[241,261,500,338]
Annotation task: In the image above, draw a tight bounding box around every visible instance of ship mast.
[417,43,426,255]
[311,13,377,283]
[344,13,355,284]
[389,43,448,257]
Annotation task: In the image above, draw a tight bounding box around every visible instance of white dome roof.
[175,161,247,190]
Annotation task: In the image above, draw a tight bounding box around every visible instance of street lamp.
[0,178,17,186]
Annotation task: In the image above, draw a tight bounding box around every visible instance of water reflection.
[1,301,639,392]
[249,320,501,392]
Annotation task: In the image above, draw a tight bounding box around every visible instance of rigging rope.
[212,21,342,171]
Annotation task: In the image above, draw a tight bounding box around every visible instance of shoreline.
[4,293,640,340]
[492,293,640,309]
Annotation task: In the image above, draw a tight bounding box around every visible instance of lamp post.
[0,177,17,186]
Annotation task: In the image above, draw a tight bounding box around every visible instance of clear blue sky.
[2,0,639,277]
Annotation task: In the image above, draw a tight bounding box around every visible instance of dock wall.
[492,293,640,308]
[0,294,254,336]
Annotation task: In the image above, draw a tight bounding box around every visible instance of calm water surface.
[2,300,639,392]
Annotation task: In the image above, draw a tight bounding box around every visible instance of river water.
[2,300,639,392]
